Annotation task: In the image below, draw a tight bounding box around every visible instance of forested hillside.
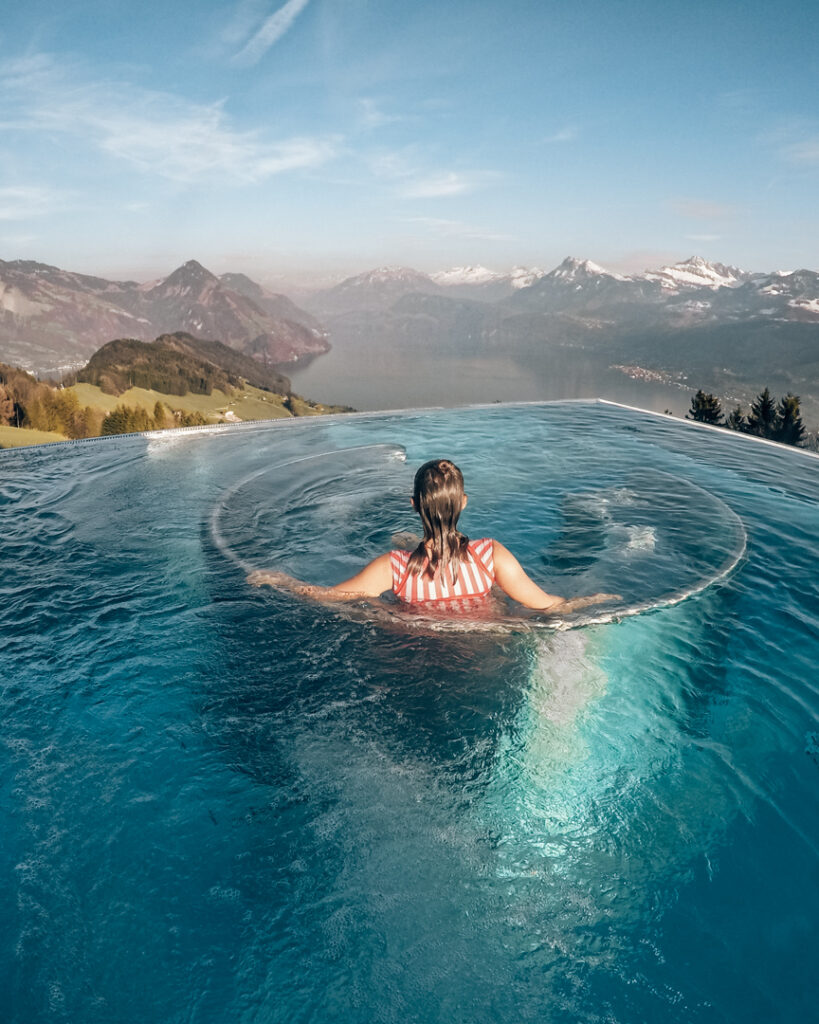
[73,332,291,396]
[0,333,351,447]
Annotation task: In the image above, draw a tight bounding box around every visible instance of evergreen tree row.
[687,387,806,446]
[100,402,207,435]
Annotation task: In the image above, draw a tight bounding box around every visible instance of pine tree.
[152,401,168,430]
[0,384,14,426]
[726,404,747,432]
[178,410,207,427]
[747,387,778,439]
[773,393,806,447]
[101,406,130,435]
[130,407,151,432]
[687,390,723,425]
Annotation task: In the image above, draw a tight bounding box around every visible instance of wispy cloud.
[0,54,337,184]
[544,126,578,144]
[780,137,819,165]
[357,97,402,130]
[400,172,481,199]
[0,186,61,221]
[232,0,311,65]
[402,216,514,243]
[670,198,736,221]
[757,117,819,167]
[685,233,722,242]
[368,151,496,200]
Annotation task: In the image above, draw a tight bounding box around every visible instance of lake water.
[289,337,694,415]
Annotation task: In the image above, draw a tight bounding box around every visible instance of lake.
[289,333,696,416]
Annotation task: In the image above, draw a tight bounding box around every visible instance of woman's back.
[391,537,495,604]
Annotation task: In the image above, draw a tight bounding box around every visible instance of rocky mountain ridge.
[0,258,329,375]
[303,255,819,317]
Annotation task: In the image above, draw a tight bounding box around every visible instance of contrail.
[234,0,311,65]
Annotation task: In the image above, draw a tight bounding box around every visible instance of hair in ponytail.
[406,459,469,583]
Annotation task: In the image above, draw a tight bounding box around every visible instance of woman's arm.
[248,553,393,602]
[492,541,619,612]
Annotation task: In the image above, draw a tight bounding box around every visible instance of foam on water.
[211,444,747,633]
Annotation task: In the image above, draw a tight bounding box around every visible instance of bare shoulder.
[491,539,565,610]
[328,551,394,597]
[491,540,521,568]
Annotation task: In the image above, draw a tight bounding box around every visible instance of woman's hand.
[247,569,290,588]
[549,593,622,614]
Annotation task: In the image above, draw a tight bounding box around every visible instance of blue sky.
[0,0,817,284]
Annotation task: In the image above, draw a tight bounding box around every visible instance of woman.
[249,458,617,613]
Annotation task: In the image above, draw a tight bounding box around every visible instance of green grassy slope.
[0,425,67,448]
[68,382,292,420]
[67,382,350,421]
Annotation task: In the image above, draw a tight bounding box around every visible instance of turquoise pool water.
[1,402,817,1023]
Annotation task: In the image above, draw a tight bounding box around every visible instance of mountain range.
[298,255,819,422]
[3,253,818,421]
[0,259,329,375]
[302,255,819,323]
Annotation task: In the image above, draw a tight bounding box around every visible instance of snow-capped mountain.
[643,256,750,292]
[546,256,628,283]
[303,266,441,315]
[430,265,548,299]
[431,266,504,286]
[707,267,819,321]
[345,266,437,289]
[508,256,654,313]
[509,266,548,289]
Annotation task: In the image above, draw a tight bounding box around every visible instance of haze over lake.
[289,328,694,415]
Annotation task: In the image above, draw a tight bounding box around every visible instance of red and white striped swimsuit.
[390,538,495,606]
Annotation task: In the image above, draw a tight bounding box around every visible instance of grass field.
[66,382,349,422]
[67,382,294,421]
[0,425,67,448]
[0,383,353,448]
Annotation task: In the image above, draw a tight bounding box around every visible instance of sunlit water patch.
[1,402,817,1024]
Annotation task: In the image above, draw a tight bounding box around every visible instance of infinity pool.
[1,402,817,1023]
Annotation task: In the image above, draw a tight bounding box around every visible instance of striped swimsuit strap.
[390,538,495,603]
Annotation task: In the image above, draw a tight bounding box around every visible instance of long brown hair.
[406,459,470,582]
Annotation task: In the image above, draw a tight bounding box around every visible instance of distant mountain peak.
[548,257,626,281]
[164,259,219,284]
[432,265,501,286]
[343,266,435,287]
[430,265,549,292]
[149,260,220,300]
[645,257,748,291]
[509,266,548,289]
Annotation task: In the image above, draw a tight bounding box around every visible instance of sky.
[0,0,817,286]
